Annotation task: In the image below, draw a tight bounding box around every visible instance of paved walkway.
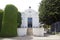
[0,35,60,40]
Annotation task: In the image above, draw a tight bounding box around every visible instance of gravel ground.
[0,35,60,40]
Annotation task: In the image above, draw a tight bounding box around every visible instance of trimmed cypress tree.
[0,9,3,32]
[1,4,18,37]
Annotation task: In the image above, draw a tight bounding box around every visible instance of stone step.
[27,28,33,35]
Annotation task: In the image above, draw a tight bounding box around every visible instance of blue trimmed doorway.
[28,18,32,28]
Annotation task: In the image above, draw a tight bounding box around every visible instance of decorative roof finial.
[29,6,31,9]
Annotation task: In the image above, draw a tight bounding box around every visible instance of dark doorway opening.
[28,18,32,28]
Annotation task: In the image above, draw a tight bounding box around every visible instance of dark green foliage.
[1,4,18,37]
[17,12,22,28]
[39,0,60,25]
[0,9,3,32]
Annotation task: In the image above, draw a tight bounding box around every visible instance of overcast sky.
[0,0,42,12]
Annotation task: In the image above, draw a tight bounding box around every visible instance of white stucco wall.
[21,8,40,28]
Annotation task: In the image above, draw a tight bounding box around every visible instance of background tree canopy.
[17,12,22,28]
[39,0,60,25]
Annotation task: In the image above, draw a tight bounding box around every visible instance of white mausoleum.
[17,7,44,37]
[21,7,40,28]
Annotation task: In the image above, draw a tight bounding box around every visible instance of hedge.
[1,4,18,37]
[0,9,3,32]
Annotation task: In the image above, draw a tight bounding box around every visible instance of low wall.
[33,28,44,36]
[17,28,27,36]
[17,28,45,37]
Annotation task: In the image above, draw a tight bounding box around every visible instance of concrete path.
[0,35,60,40]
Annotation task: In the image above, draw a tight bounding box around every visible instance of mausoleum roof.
[23,6,38,14]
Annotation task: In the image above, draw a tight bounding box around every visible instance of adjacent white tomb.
[21,6,40,28]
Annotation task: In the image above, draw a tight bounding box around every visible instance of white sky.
[0,0,42,12]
